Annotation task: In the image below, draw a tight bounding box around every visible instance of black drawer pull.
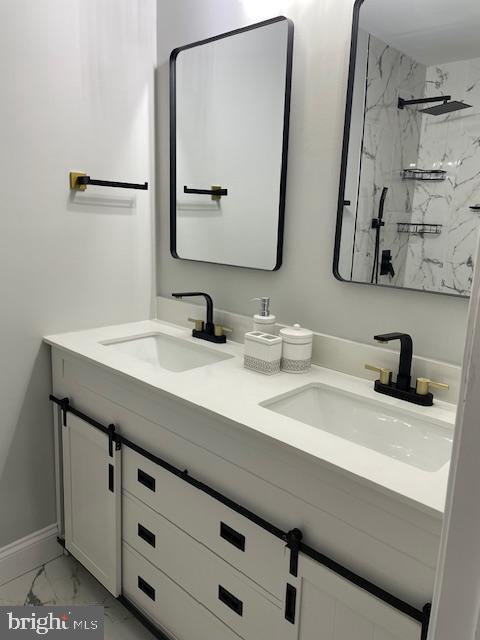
[218,585,243,616]
[108,464,114,493]
[220,522,245,552]
[138,576,155,601]
[285,583,297,624]
[138,468,156,492]
[138,523,156,548]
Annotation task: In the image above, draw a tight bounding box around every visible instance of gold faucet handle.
[416,377,449,396]
[188,318,204,332]
[214,325,232,338]
[365,364,392,385]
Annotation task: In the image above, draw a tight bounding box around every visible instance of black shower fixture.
[421,100,472,115]
[380,249,395,278]
[398,95,472,116]
[371,187,389,284]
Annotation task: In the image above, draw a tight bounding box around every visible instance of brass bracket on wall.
[211,185,223,201]
[69,171,88,191]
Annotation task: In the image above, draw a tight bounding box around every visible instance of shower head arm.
[398,95,451,109]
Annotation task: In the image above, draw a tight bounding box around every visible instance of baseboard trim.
[0,524,62,587]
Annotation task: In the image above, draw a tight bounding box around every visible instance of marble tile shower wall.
[352,35,426,284]
[404,58,480,295]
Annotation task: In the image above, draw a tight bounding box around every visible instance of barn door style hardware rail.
[69,171,148,191]
[184,185,228,201]
[50,394,432,637]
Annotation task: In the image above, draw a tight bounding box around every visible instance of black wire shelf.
[401,169,446,181]
[397,223,442,235]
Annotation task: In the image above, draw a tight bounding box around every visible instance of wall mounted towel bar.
[70,171,148,191]
[184,185,228,201]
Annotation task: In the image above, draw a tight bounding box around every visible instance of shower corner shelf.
[401,169,446,181]
[397,222,442,235]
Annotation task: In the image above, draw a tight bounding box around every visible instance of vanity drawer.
[123,542,240,640]
[123,491,294,640]
[122,446,286,599]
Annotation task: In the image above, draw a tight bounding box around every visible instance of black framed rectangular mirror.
[170,16,294,271]
[334,0,480,297]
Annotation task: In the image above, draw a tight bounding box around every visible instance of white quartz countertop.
[45,319,456,515]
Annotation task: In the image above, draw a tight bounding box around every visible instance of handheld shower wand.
[371,187,389,284]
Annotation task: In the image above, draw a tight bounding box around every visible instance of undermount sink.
[261,383,453,471]
[101,332,233,372]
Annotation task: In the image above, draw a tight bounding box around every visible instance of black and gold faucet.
[365,332,448,406]
[171,292,231,344]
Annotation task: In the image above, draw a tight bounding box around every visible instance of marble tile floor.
[0,553,157,640]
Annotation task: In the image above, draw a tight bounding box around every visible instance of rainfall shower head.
[398,95,472,116]
[420,100,472,116]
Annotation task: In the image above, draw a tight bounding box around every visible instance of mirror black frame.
[169,16,294,271]
[332,0,466,298]
[333,0,363,283]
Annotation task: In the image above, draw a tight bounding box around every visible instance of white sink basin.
[101,332,233,372]
[261,383,453,471]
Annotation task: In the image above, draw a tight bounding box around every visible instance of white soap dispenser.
[252,297,277,334]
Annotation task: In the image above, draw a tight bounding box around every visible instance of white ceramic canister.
[279,324,313,373]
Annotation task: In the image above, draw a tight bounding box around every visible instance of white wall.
[156,0,469,364]
[0,0,156,547]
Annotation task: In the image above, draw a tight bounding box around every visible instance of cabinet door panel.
[297,554,421,640]
[62,414,121,595]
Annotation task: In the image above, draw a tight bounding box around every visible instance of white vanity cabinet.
[50,347,435,640]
